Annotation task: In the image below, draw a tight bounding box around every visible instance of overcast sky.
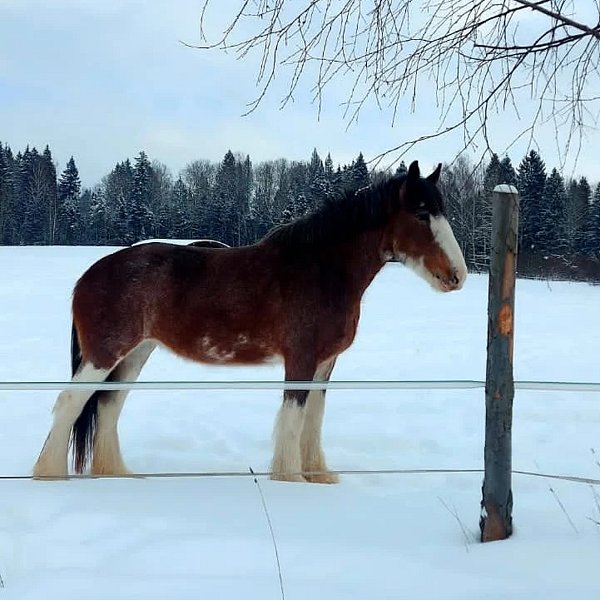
[1,0,599,186]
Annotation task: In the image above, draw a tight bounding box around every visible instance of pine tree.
[19,147,46,244]
[42,146,58,243]
[350,152,370,191]
[483,153,502,198]
[0,144,18,244]
[214,150,238,245]
[395,161,407,176]
[287,161,310,219]
[540,168,568,253]
[324,153,335,180]
[89,187,108,244]
[575,176,592,255]
[130,151,154,242]
[590,184,600,258]
[499,156,516,185]
[0,143,6,243]
[307,148,328,209]
[57,157,81,244]
[517,150,547,253]
[101,159,134,244]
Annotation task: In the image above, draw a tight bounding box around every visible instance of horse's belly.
[195,334,279,365]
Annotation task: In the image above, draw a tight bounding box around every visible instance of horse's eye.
[415,209,430,222]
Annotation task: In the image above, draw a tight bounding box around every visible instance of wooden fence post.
[480,184,519,542]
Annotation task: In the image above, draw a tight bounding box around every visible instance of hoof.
[91,464,135,478]
[270,472,306,483]
[32,459,68,480]
[304,471,340,484]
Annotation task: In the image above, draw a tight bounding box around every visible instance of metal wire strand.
[2,468,600,486]
[1,380,600,392]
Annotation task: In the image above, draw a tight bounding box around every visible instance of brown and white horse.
[33,160,467,482]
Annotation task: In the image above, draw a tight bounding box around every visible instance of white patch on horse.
[93,341,155,475]
[271,402,305,482]
[200,336,236,362]
[401,255,438,288]
[33,363,111,478]
[430,215,468,288]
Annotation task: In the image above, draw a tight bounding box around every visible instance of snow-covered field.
[1,245,600,599]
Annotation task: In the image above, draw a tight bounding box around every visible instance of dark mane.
[263,174,405,251]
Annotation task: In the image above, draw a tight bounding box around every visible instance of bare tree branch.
[191,1,600,165]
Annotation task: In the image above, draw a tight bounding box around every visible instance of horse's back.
[71,242,282,366]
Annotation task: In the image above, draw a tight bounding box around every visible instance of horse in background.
[33,160,467,482]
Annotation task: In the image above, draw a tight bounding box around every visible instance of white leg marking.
[301,359,339,484]
[92,342,155,476]
[92,395,130,476]
[271,402,305,482]
[430,216,468,288]
[33,363,111,478]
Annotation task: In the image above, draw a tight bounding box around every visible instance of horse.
[33,160,467,482]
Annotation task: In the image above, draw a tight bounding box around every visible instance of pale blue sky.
[1,0,599,186]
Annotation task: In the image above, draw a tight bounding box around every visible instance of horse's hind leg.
[301,357,339,484]
[92,342,156,475]
[33,363,112,478]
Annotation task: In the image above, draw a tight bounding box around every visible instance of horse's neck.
[335,228,388,298]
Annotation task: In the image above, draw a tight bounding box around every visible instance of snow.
[1,245,600,598]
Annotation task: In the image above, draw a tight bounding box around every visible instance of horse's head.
[386,160,467,292]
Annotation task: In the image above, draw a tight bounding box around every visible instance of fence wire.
[2,468,600,486]
[1,379,600,392]
[2,379,599,486]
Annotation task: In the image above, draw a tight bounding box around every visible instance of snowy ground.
[1,245,600,599]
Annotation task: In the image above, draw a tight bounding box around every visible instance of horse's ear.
[426,163,442,184]
[408,160,420,179]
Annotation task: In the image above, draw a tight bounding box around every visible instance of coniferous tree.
[57,156,81,244]
[307,148,328,209]
[130,151,154,242]
[540,168,568,253]
[0,144,18,244]
[0,143,7,243]
[350,152,370,191]
[590,184,600,258]
[214,150,238,245]
[20,147,47,244]
[88,187,109,243]
[287,161,311,219]
[42,146,59,243]
[395,161,408,176]
[517,150,547,253]
[103,159,134,244]
[499,156,517,185]
[574,176,592,255]
[483,153,502,198]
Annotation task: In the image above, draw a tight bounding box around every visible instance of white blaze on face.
[430,215,468,289]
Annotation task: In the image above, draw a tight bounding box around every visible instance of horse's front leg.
[271,358,315,483]
[301,356,339,484]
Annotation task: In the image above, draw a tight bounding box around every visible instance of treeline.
[1,142,599,280]
[0,144,369,247]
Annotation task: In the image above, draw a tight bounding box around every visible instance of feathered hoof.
[269,472,307,483]
[304,471,340,484]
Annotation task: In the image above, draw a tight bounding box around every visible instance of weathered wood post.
[480,184,519,542]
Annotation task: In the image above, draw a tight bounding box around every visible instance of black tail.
[70,322,101,474]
